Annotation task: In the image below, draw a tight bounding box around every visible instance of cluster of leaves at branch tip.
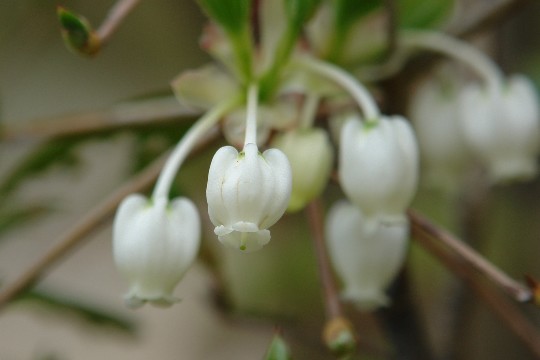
[57,6,100,56]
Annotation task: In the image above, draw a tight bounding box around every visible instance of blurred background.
[1,0,540,359]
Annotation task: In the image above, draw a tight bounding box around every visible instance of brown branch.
[306,199,357,356]
[383,0,398,58]
[1,97,199,143]
[95,0,141,46]
[0,127,220,311]
[408,209,532,302]
[409,211,540,357]
[306,199,343,320]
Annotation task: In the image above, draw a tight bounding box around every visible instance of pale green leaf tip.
[264,333,292,360]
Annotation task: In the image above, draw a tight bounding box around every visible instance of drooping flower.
[113,194,200,308]
[458,75,540,183]
[272,128,334,212]
[409,70,470,187]
[339,114,419,224]
[206,142,292,252]
[325,200,409,310]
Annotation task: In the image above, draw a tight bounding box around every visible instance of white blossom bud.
[272,128,334,212]
[206,143,292,252]
[325,201,409,310]
[459,75,540,182]
[113,194,200,308]
[339,115,419,224]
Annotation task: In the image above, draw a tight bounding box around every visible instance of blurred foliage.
[397,0,454,29]
[18,288,136,334]
[0,205,49,240]
[264,333,293,360]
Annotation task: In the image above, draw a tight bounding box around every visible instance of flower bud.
[206,143,292,252]
[113,194,200,308]
[459,75,540,183]
[339,115,419,224]
[272,128,334,212]
[325,201,409,310]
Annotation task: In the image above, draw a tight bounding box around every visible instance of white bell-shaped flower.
[113,194,200,308]
[206,142,292,252]
[272,128,334,212]
[409,75,470,187]
[326,201,409,311]
[339,114,419,224]
[459,75,540,182]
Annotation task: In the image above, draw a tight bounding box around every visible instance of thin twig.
[383,0,398,58]
[409,214,540,357]
[408,209,532,302]
[306,199,357,356]
[95,0,141,45]
[1,97,199,143]
[306,199,342,320]
[0,127,220,311]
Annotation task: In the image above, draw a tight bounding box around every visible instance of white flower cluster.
[110,3,539,311]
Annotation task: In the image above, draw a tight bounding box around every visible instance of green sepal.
[57,6,100,56]
[264,334,293,360]
[397,0,454,29]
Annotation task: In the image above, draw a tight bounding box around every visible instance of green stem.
[152,96,241,200]
[294,56,380,121]
[400,30,505,96]
[243,84,259,146]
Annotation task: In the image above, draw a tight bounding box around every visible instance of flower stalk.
[294,56,381,122]
[152,96,241,200]
[400,30,505,96]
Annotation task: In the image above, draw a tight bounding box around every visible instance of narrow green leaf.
[333,0,382,34]
[264,334,293,360]
[197,0,250,35]
[19,289,136,333]
[397,0,454,29]
[57,6,100,56]
[284,0,322,33]
[325,0,382,64]
[0,205,48,237]
[197,0,253,82]
[0,138,82,198]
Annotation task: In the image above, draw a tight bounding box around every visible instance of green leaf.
[333,0,382,34]
[397,0,454,29]
[57,7,100,56]
[324,0,383,64]
[264,334,293,360]
[19,289,136,333]
[0,138,82,198]
[197,0,253,82]
[197,0,250,35]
